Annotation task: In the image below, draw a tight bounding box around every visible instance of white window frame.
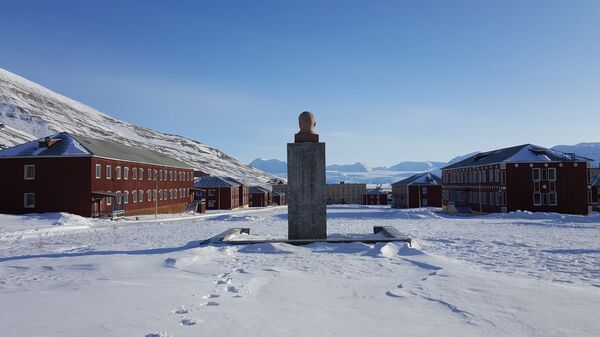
[422,187,427,195]
[116,166,122,180]
[153,189,157,201]
[147,190,152,201]
[208,189,215,196]
[548,168,556,181]
[532,168,541,182]
[95,164,102,179]
[132,190,137,203]
[124,167,129,180]
[106,165,112,179]
[139,190,143,203]
[107,191,112,206]
[124,191,129,204]
[533,192,541,206]
[116,191,122,205]
[133,167,138,180]
[24,193,35,208]
[548,192,557,206]
[24,165,35,180]
[139,168,144,180]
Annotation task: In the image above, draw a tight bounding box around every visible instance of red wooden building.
[223,177,249,208]
[392,172,442,208]
[194,176,240,210]
[273,191,286,205]
[249,186,270,207]
[362,189,389,205]
[0,132,195,218]
[441,144,593,215]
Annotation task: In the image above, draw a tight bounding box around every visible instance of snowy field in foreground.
[1,206,599,337]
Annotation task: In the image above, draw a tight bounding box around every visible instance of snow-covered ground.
[1,206,599,337]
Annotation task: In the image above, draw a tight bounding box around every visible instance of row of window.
[532,168,556,182]
[444,190,507,207]
[107,188,190,206]
[444,169,505,185]
[533,192,557,206]
[95,164,192,182]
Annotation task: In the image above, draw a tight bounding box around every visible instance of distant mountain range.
[250,143,600,184]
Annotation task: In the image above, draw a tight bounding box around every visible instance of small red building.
[194,176,240,210]
[362,189,388,205]
[223,177,249,208]
[0,132,195,218]
[273,191,286,205]
[441,144,593,215]
[392,172,442,208]
[249,186,270,207]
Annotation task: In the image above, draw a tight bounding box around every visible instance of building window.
[107,192,112,206]
[124,167,129,180]
[24,165,35,180]
[124,191,129,204]
[153,189,157,201]
[154,169,158,181]
[422,187,427,195]
[533,192,541,206]
[24,193,35,208]
[133,168,138,180]
[169,171,173,181]
[139,168,144,180]
[422,199,428,207]
[501,192,506,206]
[169,189,173,199]
[147,190,152,201]
[116,166,122,180]
[116,191,122,205]
[95,164,102,179]
[160,170,163,181]
[174,171,177,182]
[139,190,144,202]
[106,165,112,179]
[548,192,557,206]
[159,190,163,200]
[133,190,137,203]
[541,169,548,181]
[548,168,556,181]
[208,189,215,196]
[532,168,540,181]
[208,200,215,208]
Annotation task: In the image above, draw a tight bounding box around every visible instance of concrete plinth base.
[287,142,326,240]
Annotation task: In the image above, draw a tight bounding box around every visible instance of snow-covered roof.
[249,186,270,194]
[195,176,240,188]
[362,188,387,195]
[392,172,441,186]
[0,132,193,168]
[443,144,591,170]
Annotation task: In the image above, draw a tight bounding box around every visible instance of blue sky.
[1,0,599,166]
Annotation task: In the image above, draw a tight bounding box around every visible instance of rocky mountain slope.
[0,68,277,184]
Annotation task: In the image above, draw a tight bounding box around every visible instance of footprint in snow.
[201,301,220,306]
[180,318,198,326]
[173,307,188,315]
[145,333,172,337]
[202,294,220,299]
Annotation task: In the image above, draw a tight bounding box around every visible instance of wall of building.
[327,183,366,204]
[0,157,92,216]
[90,158,194,216]
[249,192,268,207]
[362,194,388,205]
[203,186,238,210]
[506,162,589,215]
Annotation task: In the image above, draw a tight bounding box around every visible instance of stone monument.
[287,111,327,240]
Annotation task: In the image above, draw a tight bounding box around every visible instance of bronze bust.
[294,111,319,143]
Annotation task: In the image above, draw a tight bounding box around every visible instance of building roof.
[442,144,591,170]
[272,191,285,196]
[592,175,600,187]
[195,176,240,188]
[363,188,387,195]
[0,132,193,168]
[249,186,270,194]
[392,172,442,186]
[222,176,245,186]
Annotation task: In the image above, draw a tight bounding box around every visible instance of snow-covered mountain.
[0,68,277,184]
[552,143,600,167]
[249,158,287,177]
[387,161,445,172]
[326,162,370,172]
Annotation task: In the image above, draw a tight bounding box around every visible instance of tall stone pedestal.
[287,142,327,240]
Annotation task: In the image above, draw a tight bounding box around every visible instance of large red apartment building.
[0,132,195,218]
[441,144,593,215]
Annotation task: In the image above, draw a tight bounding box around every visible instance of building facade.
[223,177,249,208]
[0,132,194,217]
[441,144,593,215]
[273,191,286,205]
[326,182,366,204]
[362,189,389,205]
[392,173,442,208]
[249,186,270,207]
[591,175,600,208]
[194,176,240,210]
